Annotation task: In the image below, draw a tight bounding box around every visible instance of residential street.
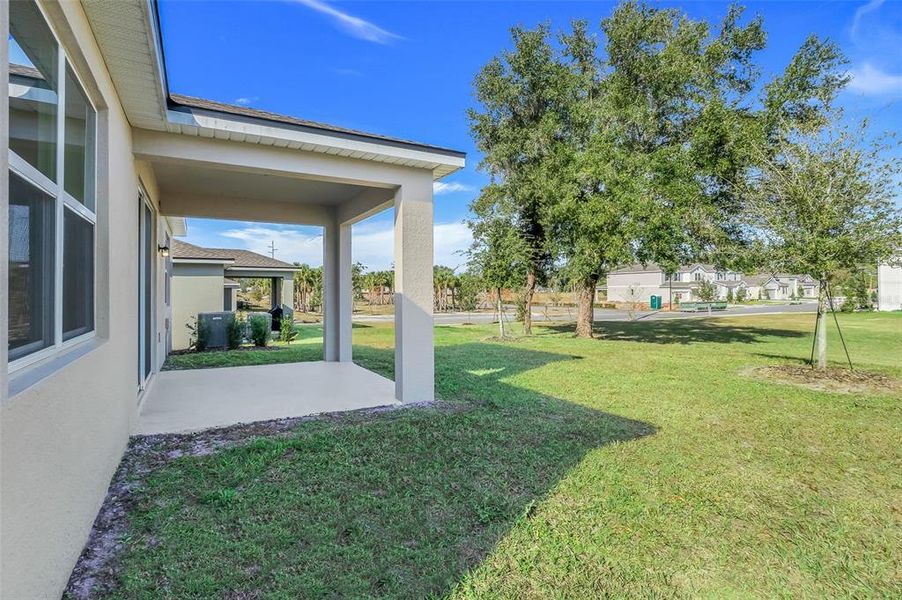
[354,301,819,325]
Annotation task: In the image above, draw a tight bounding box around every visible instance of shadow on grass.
[546,319,806,345]
[752,352,812,365]
[88,343,654,599]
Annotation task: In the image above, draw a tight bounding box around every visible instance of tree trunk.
[575,275,598,338]
[817,281,828,368]
[523,269,537,335]
[497,287,506,338]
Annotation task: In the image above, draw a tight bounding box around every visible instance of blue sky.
[158,0,902,271]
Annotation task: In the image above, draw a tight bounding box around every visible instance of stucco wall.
[606,271,667,303]
[878,263,902,311]
[282,277,295,309]
[171,263,227,350]
[0,2,165,598]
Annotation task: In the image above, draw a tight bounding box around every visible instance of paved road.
[354,302,818,325]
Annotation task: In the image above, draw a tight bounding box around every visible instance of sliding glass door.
[138,194,154,391]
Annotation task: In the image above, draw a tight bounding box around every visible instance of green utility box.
[650,295,661,310]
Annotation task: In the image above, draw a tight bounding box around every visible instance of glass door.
[137,193,154,391]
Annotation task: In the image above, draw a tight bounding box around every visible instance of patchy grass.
[163,324,325,370]
[80,313,900,598]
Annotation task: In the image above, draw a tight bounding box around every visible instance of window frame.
[8,1,98,372]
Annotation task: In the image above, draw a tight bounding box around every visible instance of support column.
[322,217,353,362]
[393,179,434,403]
[271,277,281,309]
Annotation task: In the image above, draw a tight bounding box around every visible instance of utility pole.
[268,240,277,259]
[669,273,673,311]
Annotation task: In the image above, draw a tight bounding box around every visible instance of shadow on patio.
[70,343,654,599]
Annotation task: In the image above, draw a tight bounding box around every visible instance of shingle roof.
[741,274,773,287]
[172,240,296,269]
[171,240,234,262]
[169,94,466,159]
[610,263,665,274]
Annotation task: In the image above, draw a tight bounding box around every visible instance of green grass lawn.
[163,325,326,370]
[105,313,900,598]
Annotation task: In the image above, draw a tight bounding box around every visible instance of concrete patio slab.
[137,361,398,435]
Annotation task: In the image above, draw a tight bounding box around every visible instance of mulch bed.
[749,364,901,395]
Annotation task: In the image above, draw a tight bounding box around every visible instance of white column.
[393,178,434,403]
[322,216,353,362]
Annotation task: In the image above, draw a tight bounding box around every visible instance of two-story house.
[604,264,816,305]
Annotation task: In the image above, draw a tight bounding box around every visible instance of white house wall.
[0,2,164,598]
[606,271,668,303]
[878,263,902,311]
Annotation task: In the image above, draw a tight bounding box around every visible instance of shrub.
[249,314,270,347]
[726,288,734,303]
[227,316,244,350]
[280,317,298,344]
[735,287,747,303]
[187,316,211,352]
[696,280,718,303]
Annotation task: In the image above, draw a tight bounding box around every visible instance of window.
[8,0,97,366]
[8,2,58,182]
[8,173,55,360]
[63,208,94,340]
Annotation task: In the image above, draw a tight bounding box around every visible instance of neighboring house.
[605,263,816,304]
[743,273,817,301]
[0,2,465,598]
[170,240,298,349]
[605,263,744,304]
[877,257,902,311]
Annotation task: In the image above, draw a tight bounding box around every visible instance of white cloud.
[290,0,400,44]
[199,220,473,272]
[433,181,474,195]
[851,0,885,40]
[351,220,473,271]
[847,63,902,95]
[233,97,258,106]
[221,225,324,265]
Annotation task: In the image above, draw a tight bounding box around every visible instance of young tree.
[742,125,902,368]
[842,269,875,310]
[456,272,482,324]
[468,213,528,338]
[697,280,718,303]
[735,286,748,303]
[726,287,735,304]
[696,279,718,314]
[468,25,568,335]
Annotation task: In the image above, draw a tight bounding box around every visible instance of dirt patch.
[168,345,284,357]
[747,365,902,395]
[63,400,455,599]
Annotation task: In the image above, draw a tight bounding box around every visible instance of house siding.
[878,262,902,311]
[171,263,227,350]
[606,270,668,303]
[0,2,164,598]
